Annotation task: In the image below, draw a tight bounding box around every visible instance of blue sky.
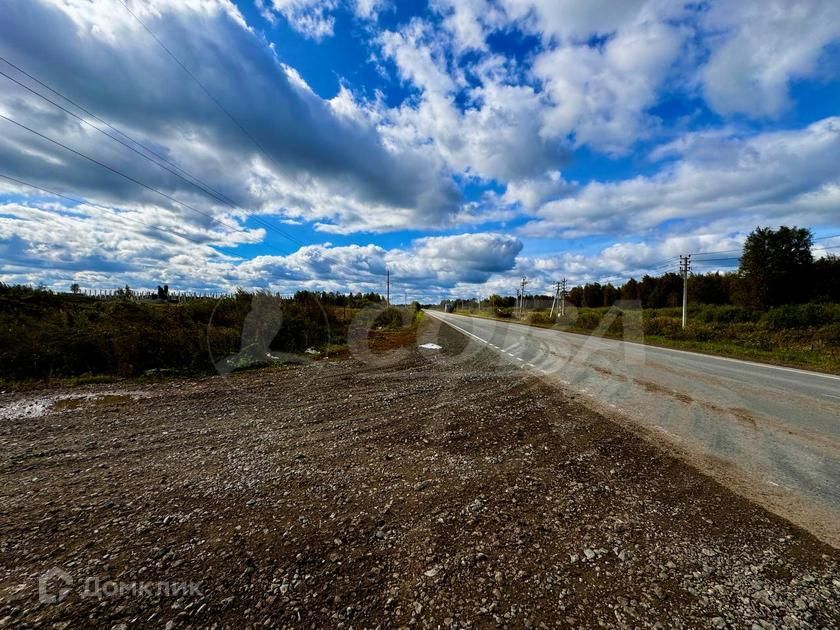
[1,0,839,300]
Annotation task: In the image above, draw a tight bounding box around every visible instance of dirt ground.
[1,320,838,628]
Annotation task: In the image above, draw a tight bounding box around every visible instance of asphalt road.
[424,309,840,543]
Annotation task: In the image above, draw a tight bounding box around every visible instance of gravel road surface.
[1,320,838,628]
[426,310,840,547]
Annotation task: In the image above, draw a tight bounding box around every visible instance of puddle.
[0,391,149,420]
[419,343,443,350]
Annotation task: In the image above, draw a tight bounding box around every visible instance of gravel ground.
[0,322,838,628]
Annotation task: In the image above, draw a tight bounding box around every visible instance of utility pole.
[560,277,568,317]
[680,255,691,329]
[549,281,560,318]
[516,288,521,317]
[386,269,390,305]
[518,277,528,317]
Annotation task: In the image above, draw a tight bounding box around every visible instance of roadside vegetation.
[0,286,416,382]
[450,227,840,373]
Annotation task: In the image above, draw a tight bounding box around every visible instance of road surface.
[424,310,840,544]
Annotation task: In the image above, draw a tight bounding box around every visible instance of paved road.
[425,310,840,541]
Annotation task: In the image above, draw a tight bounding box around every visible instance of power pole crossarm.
[560,277,567,317]
[680,255,691,329]
[518,277,529,318]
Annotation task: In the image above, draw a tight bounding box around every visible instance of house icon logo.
[38,567,73,604]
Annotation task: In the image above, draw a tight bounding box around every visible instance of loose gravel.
[0,322,838,628]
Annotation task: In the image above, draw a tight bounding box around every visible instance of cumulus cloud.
[2,0,840,297]
[379,19,569,183]
[532,20,686,152]
[700,0,840,117]
[257,0,339,39]
[0,203,522,299]
[0,0,461,235]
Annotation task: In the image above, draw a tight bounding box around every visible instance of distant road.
[425,310,840,543]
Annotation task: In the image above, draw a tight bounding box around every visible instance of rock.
[584,549,596,560]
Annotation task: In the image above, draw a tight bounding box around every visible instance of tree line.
[486,227,839,310]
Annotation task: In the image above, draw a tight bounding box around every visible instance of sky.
[0,0,839,301]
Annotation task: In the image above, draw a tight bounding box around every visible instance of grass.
[0,285,392,383]
[450,304,840,375]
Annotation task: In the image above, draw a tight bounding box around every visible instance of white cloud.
[501,171,575,210]
[0,0,462,236]
[259,0,339,39]
[700,0,840,117]
[3,0,840,297]
[353,0,388,20]
[520,117,840,237]
[499,0,652,42]
[533,20,685,152]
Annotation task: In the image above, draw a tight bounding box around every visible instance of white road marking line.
[516,357,524,362]
[432,311,840,383]
[826,394,840,400]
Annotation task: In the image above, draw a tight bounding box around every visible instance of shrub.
[0,286,352,380]
[528,312,552,325]
[374,307,409,330]
[762,303,840,330]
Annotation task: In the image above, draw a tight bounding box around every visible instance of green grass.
[0,285,386,382]
[451,304,840,375]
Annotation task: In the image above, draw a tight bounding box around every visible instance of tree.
[688,272,735,305]
[567,286,583,307]
[738,226,813,308]
[582,282,603,307]
[813,254,840,302]
[70,283,81,295]
[621,278,640,301]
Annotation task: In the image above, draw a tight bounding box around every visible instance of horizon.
[1,1,839,302]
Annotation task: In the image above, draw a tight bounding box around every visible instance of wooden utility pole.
[680,255,691,329]
[549,281,561,318]
[560,278,568,317]
[386,269,390,305]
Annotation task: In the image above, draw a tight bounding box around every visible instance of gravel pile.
[0,322,837,628]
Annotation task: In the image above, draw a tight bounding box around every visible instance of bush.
[374,307,409,330]
[575,309,604,331]
[762,303,840,330]
[0,285,356,380]
[528,312,552,325]
[691,304,756,324]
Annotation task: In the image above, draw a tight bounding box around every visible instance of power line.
[95,6,381,281]
[0,172,213,249]
[0,54,230,204]
[0,113,302,255]
[691,247,742,257]
[689,232,840,258]
[690,257,741,263]
[118,0,284,177]
[0,59,305,251]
